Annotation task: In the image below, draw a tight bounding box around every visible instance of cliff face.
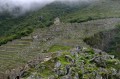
[84,26,120,59]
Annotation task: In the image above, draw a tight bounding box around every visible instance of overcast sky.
[0,0,94,15]
[0,0,54,13]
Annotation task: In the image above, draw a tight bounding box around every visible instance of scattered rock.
[55,61,61,68]
[70,51,76,56]
[74,73,79,79]
[95,74,102,79]
[57,51,62,57]
[65,65,70,75]
[90,56,107,67]
[65,55,73,62]
[22,47,120,79]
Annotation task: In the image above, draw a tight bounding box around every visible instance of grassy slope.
[62,0,120,23]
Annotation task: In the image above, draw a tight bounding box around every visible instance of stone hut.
[54,17,60,25]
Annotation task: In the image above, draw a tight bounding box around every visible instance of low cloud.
[0,0,54,16]
[0,0,96,16]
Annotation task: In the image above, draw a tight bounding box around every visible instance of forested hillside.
[1,0,120,46]
[0,2,82,45]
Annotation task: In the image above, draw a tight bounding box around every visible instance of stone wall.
[0,53,53,79]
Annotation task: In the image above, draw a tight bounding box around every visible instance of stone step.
[0,50,19,54]
[3,45,29,48]
[0,53,18,58]
[11,41,31,45]
[0,44,29,48]
[0,56,18,60]
[0,61,24,71]
[0,54,16,57]
[20,37,33,40]
[0,47,23,50]
[0,59,25,68]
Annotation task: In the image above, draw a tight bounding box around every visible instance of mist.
[0,0,96,16]
[0,0,55,16]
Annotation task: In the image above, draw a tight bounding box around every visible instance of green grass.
[62,0,120,23]
[58,56,70,65]
[106,59,120,69]
[48,45,71,52]
[35,59,55,77]
[38,67,52,77]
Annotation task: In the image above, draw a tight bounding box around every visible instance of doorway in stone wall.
[15,76,19,79]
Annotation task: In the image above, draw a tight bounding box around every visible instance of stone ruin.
[54,17,61,25]
[0,53,53,79]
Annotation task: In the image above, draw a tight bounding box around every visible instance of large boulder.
[90,56,107,67]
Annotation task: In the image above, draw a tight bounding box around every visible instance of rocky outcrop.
[25,47,120,79]
[1,53,53,79]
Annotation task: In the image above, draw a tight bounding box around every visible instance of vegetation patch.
[84,25,120,59]
[48,45,71,52]
[62,0,120,23]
